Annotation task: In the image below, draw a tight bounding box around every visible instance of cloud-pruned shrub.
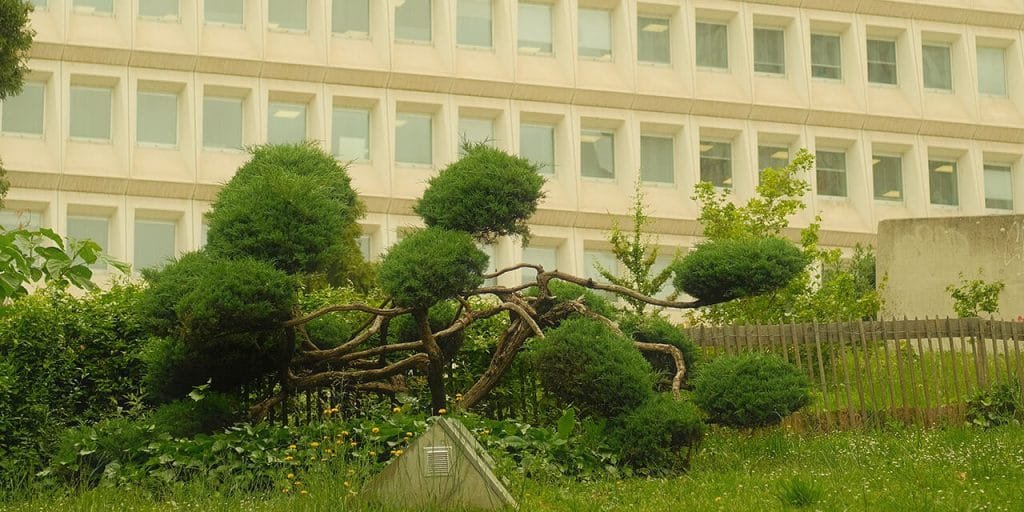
[693,352,811,428]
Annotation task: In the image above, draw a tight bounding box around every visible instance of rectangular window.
[758,145,789,184]
[695,22,728,69]
[395,0,431,42]
[640,135,673,184]
[1,82,44,136]
[69,86,112,140]
[873,155,903,201]
[0,209,42,231]
[754,28,785,74]
[137,92,177,146]
[867,39,897,85]
[977,46,1006,96]
[518,3,552,55]
[395,112,432,165]
[699,140,731,187]
[520,123,555,175]
[580,130,614,179]
[984,164,1013,210]
[459,117,494,148]
[73,0,113,14]
[584,249,616,298]
[922,43,952,90]
[811,34,841,80]
[139,0,177,19]
[637,16,670,64]
[332,107,370,162]
[134,220,176,271]
[521,245,557,283]
[28,0,47,6]
[357,234,371,260]
[205,0,243,25]
[929,159,958,206]
[458,0,492,48]
[203,96,243,150]
[332,0,369,36]
[267,102,307,144]
[268,0,306,30]
[578,8,612,60]
[816,150,847,197]
[66,215,109,269]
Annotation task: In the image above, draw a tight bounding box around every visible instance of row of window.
[1,79,1016,209]
[37,0,1016,97]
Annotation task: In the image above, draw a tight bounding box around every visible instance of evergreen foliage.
[0,0,34,100]
[619,315,698,387]
[693,352,811,428]
[377,227,488,309]
[150,392,243,438]
[534,317,654,418]
[672,238,807,304]
[414,142,545,243]
[617,394,705,473]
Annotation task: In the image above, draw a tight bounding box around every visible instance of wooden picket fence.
[683,318,1024,430]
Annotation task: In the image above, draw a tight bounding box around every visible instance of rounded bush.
[414,143,545,242]
[619,315,699,389]
[205,143,365,277]
[150,392,242,438]
[534,317,654,418]
[671,237,806,304]
[543,280,618,320]
[141,252,297,400]
[378,227,488,309]
[692,352,812,428]
[617,394,706,473]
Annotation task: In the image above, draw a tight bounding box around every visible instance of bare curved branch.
[285,303,413,327]
[546,270,707,309]
[634,341,687,397]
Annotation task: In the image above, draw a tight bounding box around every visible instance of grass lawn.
[4,425,1024,511]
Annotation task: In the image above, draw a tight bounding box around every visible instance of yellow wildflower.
[343,481,351,488]
[287,473,295,479]
[392,406,402,413]
[284,456,294,461]
[371,427,380,434]
[310,442,320,448]
[282,488,290,494]
[293,481,303,487]
[438,408,447,415]
[288,444,297,450]
[300,490,308,496]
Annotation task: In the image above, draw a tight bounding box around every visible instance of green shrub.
[150,392,242,438]
[205,143,366,279]
[378,228,488,309]
[671,238,806,304]
[386,300,466,361]
[414,142,545,242]
[619,315,698,389]
[45,418,158,488]
[693,352,811,428]
[0,286,149,475]
[616,394,705,474]
[299,286,384,349]
[544,280,618,320]
[140,253,297,401]
[966,382,1021,428]
[534,317,654,418]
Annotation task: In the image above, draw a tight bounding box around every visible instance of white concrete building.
[1,0,1022,288]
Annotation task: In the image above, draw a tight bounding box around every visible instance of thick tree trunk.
[456,320,531,410]
[415,310,448,414]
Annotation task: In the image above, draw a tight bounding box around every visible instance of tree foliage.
[946,270,1006,318]
[617,394,705,473]
[692,352,811,428]
[414,142,545,243]
[691,149,883,324]
[0,0,34,101]
[378,227,488,309]
[672,237,806,304]
[205,143,367,283]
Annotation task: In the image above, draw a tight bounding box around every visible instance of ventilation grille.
[423,445,452,477]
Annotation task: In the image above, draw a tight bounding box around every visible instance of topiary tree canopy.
[414,142,545,243]
[671,237,806,304]
[378,227,488,309]
[692,352,811,428]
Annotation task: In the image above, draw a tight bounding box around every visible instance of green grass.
[5,425,1024,511]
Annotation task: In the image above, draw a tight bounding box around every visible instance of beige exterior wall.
[877,215,1024,319]
[2,0,1023,281]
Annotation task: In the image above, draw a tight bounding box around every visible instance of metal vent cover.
[423,445,451,477]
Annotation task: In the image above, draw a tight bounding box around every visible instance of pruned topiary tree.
[142,142,809,419]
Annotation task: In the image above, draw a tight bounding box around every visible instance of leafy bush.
[693,352,811,428]
[150,392,243,438]
[299,286,385,349]
[616,394,705,474]
[0,286,149,475]
[619,315,698,389]
[966,382,1021,428]
[378,228,488,309]
[544,280,618,320]
[140,253,297,401]
[414,142,545,243]
[205,143,365,279]
[672,238,806,304]
[534,317,654,418]
[947,270,1006,318]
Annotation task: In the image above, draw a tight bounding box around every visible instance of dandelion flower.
[282,488,290,494]
[350,441,357,447]
[310,442,320,448]
[392,406,402,413]
[284,456,294,461]
[293,481,303,487]
[287,473,295,479]
[300,490,308,496]
[438,408,447,415]
[371,427,380,434]
[405,432,413,437]
[288,444,297,450]
[344,481,351,488]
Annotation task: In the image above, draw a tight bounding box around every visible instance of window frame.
[922,42,953,92]
[138,0,179,20]
[0,81,45,137]
[331,106,371,163]
[810,33,842,80]
[872,154,904,202]
[204,0,245,26]
[519,122,556,175]
[578,7,613,61]
[517,2,554,56]
[639,134,674,184]
[395,112,434,167]
[72,0,114,15]
[66,214,111,270]
[266,101,308,145]
[983,163,1014,211]
[580,128,615,180]
[695,21,728,70]
[815,149,848,198]
[753,27,786,75]
[394,0,433,44]
[69,85,113,142]
[928,158,959,207]
[331,0,370,38]
[698,139,732,188]
[267,0,308,32]
[637,15,671,65]
[866,38,898,85]
[977,45,1007,97]
[136,90,179,148]
[457,0,493,49]
[202,95,244,151]
[133,218,177,272]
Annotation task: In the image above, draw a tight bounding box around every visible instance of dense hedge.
[535,317,654,418]
[378,228,488,309]
[617,394,706,474]
[671,237,806,304]
[414,142,545,242]
[692,352,811,428]
[0,286,149,475]
[619,315,699,389]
